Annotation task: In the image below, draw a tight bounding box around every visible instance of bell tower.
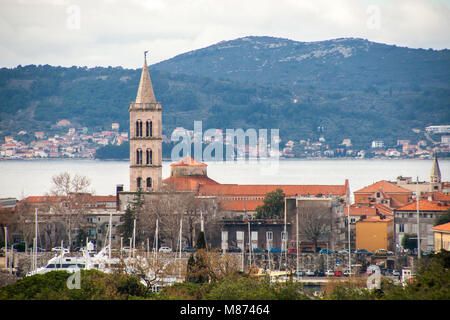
[430,154,442,192]
[129,52,162,192]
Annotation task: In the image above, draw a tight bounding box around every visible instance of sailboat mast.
[108,211,112,259]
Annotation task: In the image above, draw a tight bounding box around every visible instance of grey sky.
[1,0,449,68]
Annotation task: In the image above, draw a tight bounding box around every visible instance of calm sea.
[1,158,448,199]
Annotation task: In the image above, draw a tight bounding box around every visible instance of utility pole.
[416,178,421,259]
[296,207,299,273]
[4,227,7,270]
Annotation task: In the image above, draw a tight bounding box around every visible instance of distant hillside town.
[1,122,449,160]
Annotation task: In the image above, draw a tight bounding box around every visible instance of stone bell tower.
[129,53,162,192]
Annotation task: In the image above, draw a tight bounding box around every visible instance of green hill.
[1,36,449,150]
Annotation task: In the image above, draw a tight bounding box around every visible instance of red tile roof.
[355,180,412,194]
[345,203,393,217]
[23,196,63,203]
[432,222,450,232]
[346,205,378,216]
[422,191,450,202]
[395,199,450,212]
[198,184,347,197]
[163,176,219,192]
[221,199,263,212]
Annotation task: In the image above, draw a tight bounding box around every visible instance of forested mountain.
[1,36,449,149]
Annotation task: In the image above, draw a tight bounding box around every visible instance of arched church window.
[137,177,142,189]
[136,120,143,137]
[146,149,152,165]
[146,177,152,188]
[136,149,143,165]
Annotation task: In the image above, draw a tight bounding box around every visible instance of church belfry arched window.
[136,120,143,137]
[137,177,142,189]
[146,149,153,165]
[146,120,153,137]
[136,149,143,165]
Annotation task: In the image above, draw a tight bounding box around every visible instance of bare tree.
[298,205,333,252]
[48,172,94,249]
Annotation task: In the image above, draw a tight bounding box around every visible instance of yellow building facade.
[432,222,450,251]
[355,216,394,252]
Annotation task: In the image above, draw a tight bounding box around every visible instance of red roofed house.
[354,180,413,209]
[394,199,450,252]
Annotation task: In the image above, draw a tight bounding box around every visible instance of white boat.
[26,242,120,276]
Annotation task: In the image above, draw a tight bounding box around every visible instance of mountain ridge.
[1,36,449,152]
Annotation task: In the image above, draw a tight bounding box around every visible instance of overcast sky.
[1,0,449,69]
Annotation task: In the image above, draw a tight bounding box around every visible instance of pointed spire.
[431,154,441,181]
[135,52,156,103]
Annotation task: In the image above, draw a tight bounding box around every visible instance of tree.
[186,232,209,283]
[119,205,135,241]
[255,189,285,219]
[49,172,94,249]
[298,204,333,252]
[434,209,450,226]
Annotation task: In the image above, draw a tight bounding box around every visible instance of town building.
[393,155,444,193]
[353,180,413,209]
[355,216,394,252]
[432,222,450,251]
[393,199,450,252]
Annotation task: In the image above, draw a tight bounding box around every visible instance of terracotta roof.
[221,199,263,212]
[354,180,412,194]
[432,222,450,232]
[162,176,219,192]
[371,203,394,216]
[346,205,377,216]
[395,199,450,212]
[198,184,347,197]
[170,156,207,167]
[24,196,63,203]
[422,191,450,202]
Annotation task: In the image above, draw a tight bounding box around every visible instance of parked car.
[319,248,335,254]
[355,248,373,255]
[269,247,283,253]
[325,269,334,276]
[334,270,344,276]
[305,269,315,277]
[159,246,172,253]
[422,250,435,256]
[252,247,266,253]
[182,246,196,253]
[227,246,241,253]
[51,246,69,253]
[301,248,314,253]
[338,248,350,254]
[375,249,394,255]
[316,270,325,277]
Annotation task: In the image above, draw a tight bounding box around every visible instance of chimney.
[116,184,124,210]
